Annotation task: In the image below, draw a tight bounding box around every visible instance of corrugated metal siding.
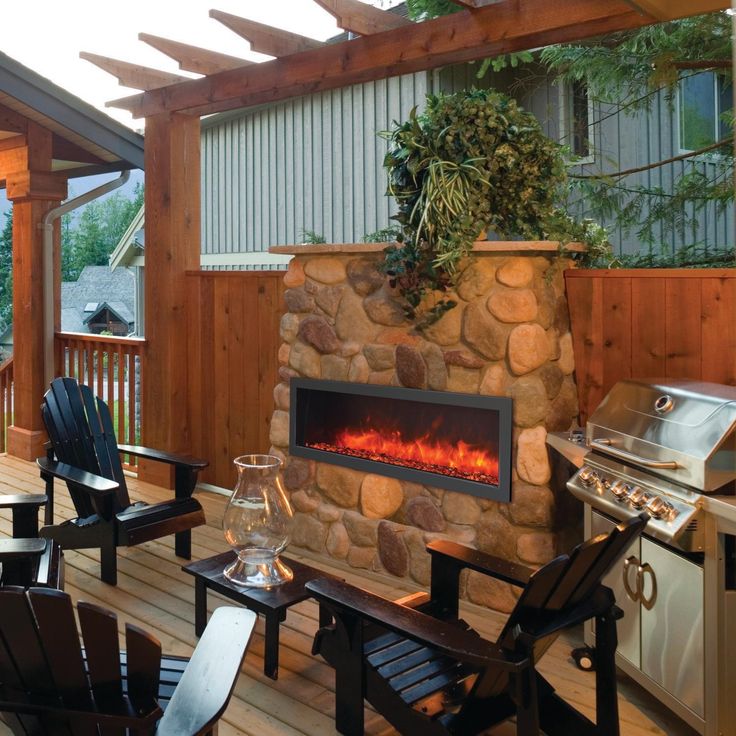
[201,72,430,256]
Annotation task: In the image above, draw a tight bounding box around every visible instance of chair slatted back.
[498,514,647,653]
[42,377,131,515]
[0,588,163,736]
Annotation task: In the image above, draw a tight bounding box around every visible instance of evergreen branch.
[571,139,733,180]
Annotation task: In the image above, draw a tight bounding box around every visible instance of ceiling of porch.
[0,51,144,179]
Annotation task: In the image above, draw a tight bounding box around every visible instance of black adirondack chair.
[0,493,63,589]
[37,377,207,585]
[307,513,648,736]
[0,586,255,735]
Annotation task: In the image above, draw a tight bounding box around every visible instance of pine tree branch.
[572,139,733,180]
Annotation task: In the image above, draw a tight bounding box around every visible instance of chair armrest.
[427,540,534,588]
[0,494,48,510]
[116,445,208,470]
[0,538,47,559]
[36,458,119,497]
[156,607,256,736]
[425,540,535,619]
[307,578,526,672]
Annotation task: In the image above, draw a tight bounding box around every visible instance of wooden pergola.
[4,0,731,465]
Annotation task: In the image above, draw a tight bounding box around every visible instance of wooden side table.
[183,551,340,679]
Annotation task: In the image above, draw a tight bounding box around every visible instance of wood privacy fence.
[185,270,285,489]
[565,269,736,425]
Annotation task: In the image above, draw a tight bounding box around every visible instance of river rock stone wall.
[269,246,579,612]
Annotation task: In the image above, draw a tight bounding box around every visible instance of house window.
[560,80,594,162]
[678,71,733,152]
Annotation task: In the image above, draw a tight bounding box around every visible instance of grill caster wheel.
[572,646,596,671]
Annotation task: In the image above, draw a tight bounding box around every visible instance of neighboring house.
[61,266,136,336]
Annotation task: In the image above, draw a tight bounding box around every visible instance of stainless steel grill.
[560,378,736,733]
[567,378,736,552]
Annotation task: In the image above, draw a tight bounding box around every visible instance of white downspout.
[41,169,131,387]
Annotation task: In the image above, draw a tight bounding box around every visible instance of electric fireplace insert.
[289,378,513,502]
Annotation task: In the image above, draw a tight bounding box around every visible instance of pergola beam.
[138,33,253,75]
[312,0,411,34]
[108,0,655,118]
[80,52,190,91]
[209,10,324,57]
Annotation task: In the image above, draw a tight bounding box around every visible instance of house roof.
[61,265,136,334]
[0,52,144,176]
[82,300,134,327]
[109,205,145,270]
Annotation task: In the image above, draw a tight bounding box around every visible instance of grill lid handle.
[591,438,680,470]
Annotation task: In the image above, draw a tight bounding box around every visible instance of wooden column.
[3,124,66,460]
[141,112,201,484]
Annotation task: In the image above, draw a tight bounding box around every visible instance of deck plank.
[0,454,697,736]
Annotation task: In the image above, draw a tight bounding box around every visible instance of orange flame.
[334,428,499,479]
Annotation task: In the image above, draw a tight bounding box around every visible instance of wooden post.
[3,124,66,460]
[140,112,201,485]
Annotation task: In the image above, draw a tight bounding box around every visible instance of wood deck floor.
[0,454,698,736]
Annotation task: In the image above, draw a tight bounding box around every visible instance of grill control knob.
[579,467,597,486]
[628,486,651,508]
[610,480,631,501]
[645,496,667,518]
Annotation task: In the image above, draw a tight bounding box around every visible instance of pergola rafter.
[138,33,254,75]
[312,0,411,34]
[209,9,325,58]
[79,52,190,91]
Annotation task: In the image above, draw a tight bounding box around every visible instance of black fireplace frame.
[289,378,513,502]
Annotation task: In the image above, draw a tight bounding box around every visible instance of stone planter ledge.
[270,241,586,255]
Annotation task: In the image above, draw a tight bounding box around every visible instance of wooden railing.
[0,357,12,454]
[56,333,146,464]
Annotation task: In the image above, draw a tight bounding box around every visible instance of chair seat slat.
[366,637,424,668]
[400,662,474,705]
[376,645,438,678]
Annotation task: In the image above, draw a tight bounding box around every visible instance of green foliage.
[62,183,144,282]
[541,12,733,264]
[405,0,460,21]
[299,229,327,244]
[382,89,569,325]
[362,226,403,243]
[586,243,736,270]
[540,14,732,113]
[0,211,12,330]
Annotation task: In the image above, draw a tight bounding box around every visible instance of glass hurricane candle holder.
[222,454,294,587]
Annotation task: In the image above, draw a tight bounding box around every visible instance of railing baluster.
[53,333,145,470]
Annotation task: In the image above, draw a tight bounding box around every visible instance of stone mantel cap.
[269,241,586,255]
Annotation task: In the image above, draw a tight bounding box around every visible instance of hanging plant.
[381,88,569,327]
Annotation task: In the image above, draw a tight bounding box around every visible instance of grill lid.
[587,379,736,493]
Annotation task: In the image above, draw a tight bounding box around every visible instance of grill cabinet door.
[640,537,704,719]
[591,511,640,666]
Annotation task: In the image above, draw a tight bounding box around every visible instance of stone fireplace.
[268,243,580,612]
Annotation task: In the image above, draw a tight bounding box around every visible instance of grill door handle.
[637,562,657,610]
[591,439,680,470]
[623,556,640,602]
